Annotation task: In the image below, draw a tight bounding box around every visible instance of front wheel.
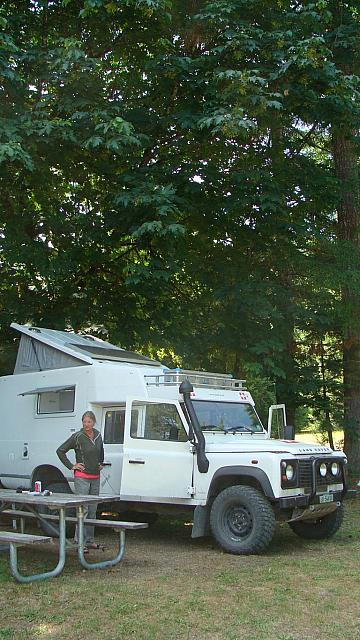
[288,505,344,540]
[210,485,276,555]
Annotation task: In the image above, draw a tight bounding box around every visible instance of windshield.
[192,400,264,433]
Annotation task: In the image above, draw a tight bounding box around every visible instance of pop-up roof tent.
[11,323,161,374]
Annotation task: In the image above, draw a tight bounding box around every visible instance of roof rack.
[145,369,246,391]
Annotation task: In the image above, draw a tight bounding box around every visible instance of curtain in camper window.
[104,409,125,444]
[37,388,75,414]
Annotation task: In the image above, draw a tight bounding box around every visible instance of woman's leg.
[74,476,91,543]
[85,478,100,544]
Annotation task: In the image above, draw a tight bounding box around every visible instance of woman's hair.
[82,410,96,424]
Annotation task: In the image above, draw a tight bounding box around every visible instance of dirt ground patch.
[1,500,360,640]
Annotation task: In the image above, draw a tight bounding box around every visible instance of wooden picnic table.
[0,489,147,583]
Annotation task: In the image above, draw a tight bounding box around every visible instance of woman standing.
[56,410,104,550]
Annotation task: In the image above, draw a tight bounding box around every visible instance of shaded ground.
[0,497,359,640]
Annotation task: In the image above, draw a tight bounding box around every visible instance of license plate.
[319,493,333,504]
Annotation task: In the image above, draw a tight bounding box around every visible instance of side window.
[130,403,188,442]
[37,388,75,414]
[104,409,125,444]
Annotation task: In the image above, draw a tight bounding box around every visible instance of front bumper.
[278,489,344,510]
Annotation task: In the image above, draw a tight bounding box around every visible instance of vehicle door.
[120,399,194,500]
[99,406,125,496]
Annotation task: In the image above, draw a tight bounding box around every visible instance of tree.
[2,0,360,475]
[0,0,185,354]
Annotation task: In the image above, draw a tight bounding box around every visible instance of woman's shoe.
[86,542,105,551]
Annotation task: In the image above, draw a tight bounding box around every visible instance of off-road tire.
[210,485,275,555]
[288,504,344,540]
[37,482,76,538]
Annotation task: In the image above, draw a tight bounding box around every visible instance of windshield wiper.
[201,424,220,430]
[223,425,255,434]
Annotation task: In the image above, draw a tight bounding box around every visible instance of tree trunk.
[270,118,298,430]
[332,130,360,474]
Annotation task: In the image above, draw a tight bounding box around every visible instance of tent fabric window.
[14,335,85,373]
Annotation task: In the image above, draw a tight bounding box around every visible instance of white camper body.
[0,323,348,554]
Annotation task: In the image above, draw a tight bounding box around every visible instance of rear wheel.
[37,482,76,538]
[210,485,275,555]
[288,505,344,540]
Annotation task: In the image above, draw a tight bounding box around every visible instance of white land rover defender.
[0,323,348,554]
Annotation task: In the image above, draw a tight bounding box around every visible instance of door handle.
[102,462,112,466]
[129,459,145,465]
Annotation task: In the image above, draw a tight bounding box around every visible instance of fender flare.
[207,465,275,501]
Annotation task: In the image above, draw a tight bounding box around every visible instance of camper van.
[0,323,348,554]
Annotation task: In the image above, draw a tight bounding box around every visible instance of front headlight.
[319,462,327,477]
[331,462,340,476]
[280,460,298,488]
[285,464,295,481]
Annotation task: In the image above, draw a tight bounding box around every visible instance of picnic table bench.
[0,490,148,583]
[0,530,54,582]
[0,531,52,545]
[1,508,148,533]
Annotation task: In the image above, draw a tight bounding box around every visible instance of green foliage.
[1,0,360,470]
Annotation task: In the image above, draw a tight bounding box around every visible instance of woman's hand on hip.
[72,463,85,471]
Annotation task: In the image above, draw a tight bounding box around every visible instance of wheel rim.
[223,503,253,540]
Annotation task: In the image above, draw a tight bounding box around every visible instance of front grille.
[298,457,343,494]
[298,459,313,492]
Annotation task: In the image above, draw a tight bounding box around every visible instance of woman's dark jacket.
[56,429,104,475]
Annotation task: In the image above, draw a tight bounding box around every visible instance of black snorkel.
[179,379,209,473]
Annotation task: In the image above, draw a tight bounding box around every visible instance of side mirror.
[284,424,295,440]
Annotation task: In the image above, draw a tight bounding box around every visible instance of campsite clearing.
[0,496,359,640]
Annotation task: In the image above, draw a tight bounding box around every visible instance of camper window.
[37,388,75,414]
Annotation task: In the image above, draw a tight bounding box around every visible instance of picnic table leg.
[8,508,67,583]
[77,506,126,570]
[22,506,74,548]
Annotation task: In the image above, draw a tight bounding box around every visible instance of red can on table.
[34,481,42,493]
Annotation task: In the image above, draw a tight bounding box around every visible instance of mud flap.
[192,505,210,538]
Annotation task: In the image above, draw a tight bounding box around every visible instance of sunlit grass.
[0,498,359,639]
[296,429,344,449]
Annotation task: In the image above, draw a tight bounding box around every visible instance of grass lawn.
[296,430,344,450]
[0,496,359,640]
